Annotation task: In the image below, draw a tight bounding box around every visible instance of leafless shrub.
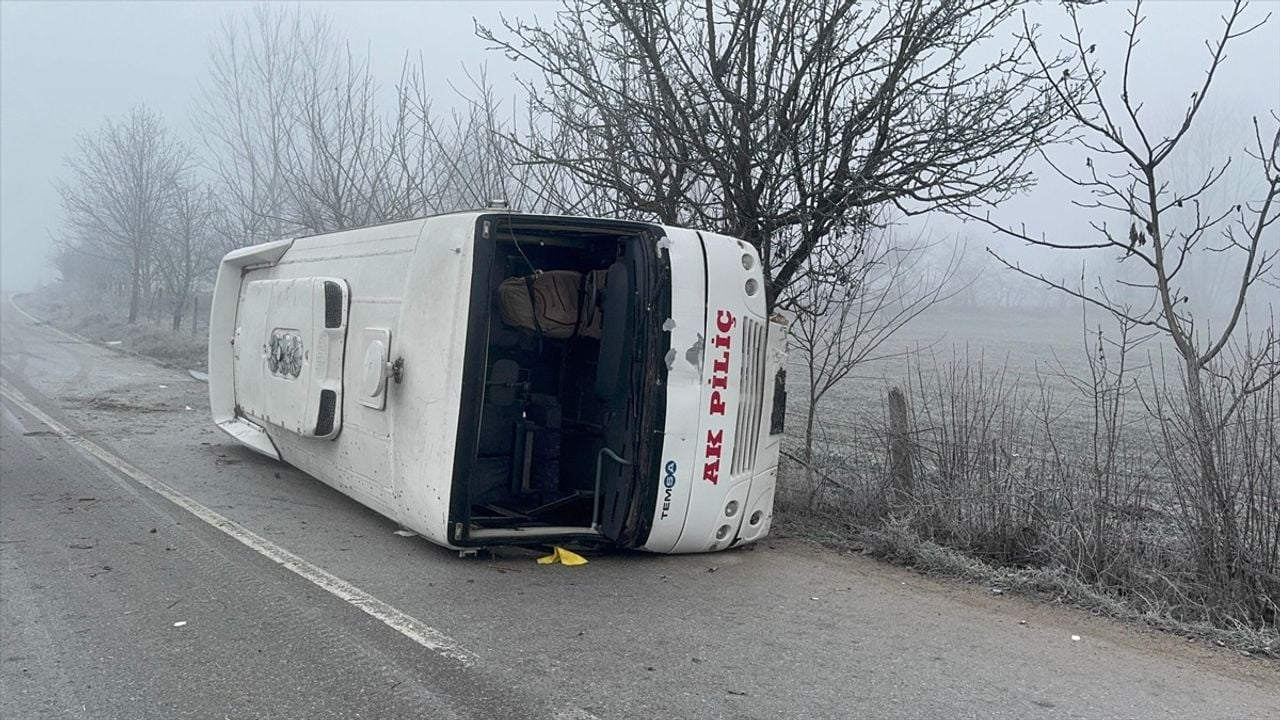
[790,307,1277,640]
[905,349,1048,564]
[277,42,393,233]
[388,64,579,216]
[1147,343,1280,626]
[787,225,958,509]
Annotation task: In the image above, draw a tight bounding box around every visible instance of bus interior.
[460,216,664,540]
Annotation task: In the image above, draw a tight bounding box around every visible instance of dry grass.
[777,309,1279,659]
[19,284,209,370]
[776,510,1277,659]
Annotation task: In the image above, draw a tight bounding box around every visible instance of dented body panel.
[642,230,785,553]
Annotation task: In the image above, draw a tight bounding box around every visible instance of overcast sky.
[0,0,555,291]
[1,0,1277,292]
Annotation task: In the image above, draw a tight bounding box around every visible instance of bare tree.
[199,3,686,248]
[789,224,958,507]
[195,5,337,248]
[388,63,516,216]
[385,62,597,218]
[970,0,1279,619]
[977,1,1278,384]
[198,5,474,239]
[383,58,454,218]
[156,178,220,331]
[276,42,399,233]
[479,0,1071,306]
[57,106,188,323]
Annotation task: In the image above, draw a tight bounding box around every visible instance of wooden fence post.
[887,386,914,511]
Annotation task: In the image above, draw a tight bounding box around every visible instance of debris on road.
[393,529,417,538]
[1071,635,1081,642]
[537,546,588,566]
[173,621,187,628]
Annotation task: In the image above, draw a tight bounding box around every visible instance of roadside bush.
[781,339,1279,655]
[1151,362,1280,628]
[21,284,209,369]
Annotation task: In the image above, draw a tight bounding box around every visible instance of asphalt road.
[1,295,1276,720]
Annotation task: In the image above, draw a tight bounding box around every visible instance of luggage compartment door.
[233,276,350,439]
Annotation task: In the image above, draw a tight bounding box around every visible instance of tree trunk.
[127,264,141,324]
[804,400,820,510]
[1182,354,1240,594]
[169,285,187,332]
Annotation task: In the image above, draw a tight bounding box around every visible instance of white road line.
[0,397,29,432]
[0,380,479,667]
[4,298,606,719]
[5,293,84,344]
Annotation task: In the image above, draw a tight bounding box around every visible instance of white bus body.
[208,211,787,553]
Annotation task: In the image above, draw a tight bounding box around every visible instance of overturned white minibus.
[208,210,787,553]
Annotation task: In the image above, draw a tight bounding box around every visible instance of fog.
[1,0,1276,298]
[960,2,1280,296]
[0,0,554,291]
[3,0,1278,654]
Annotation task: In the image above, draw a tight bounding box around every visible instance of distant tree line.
[55,7,527,329]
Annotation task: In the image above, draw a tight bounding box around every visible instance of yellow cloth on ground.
[536,546,588,566]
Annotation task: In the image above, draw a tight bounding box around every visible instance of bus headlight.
[744,278,759,296]
[741,253,754,270]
